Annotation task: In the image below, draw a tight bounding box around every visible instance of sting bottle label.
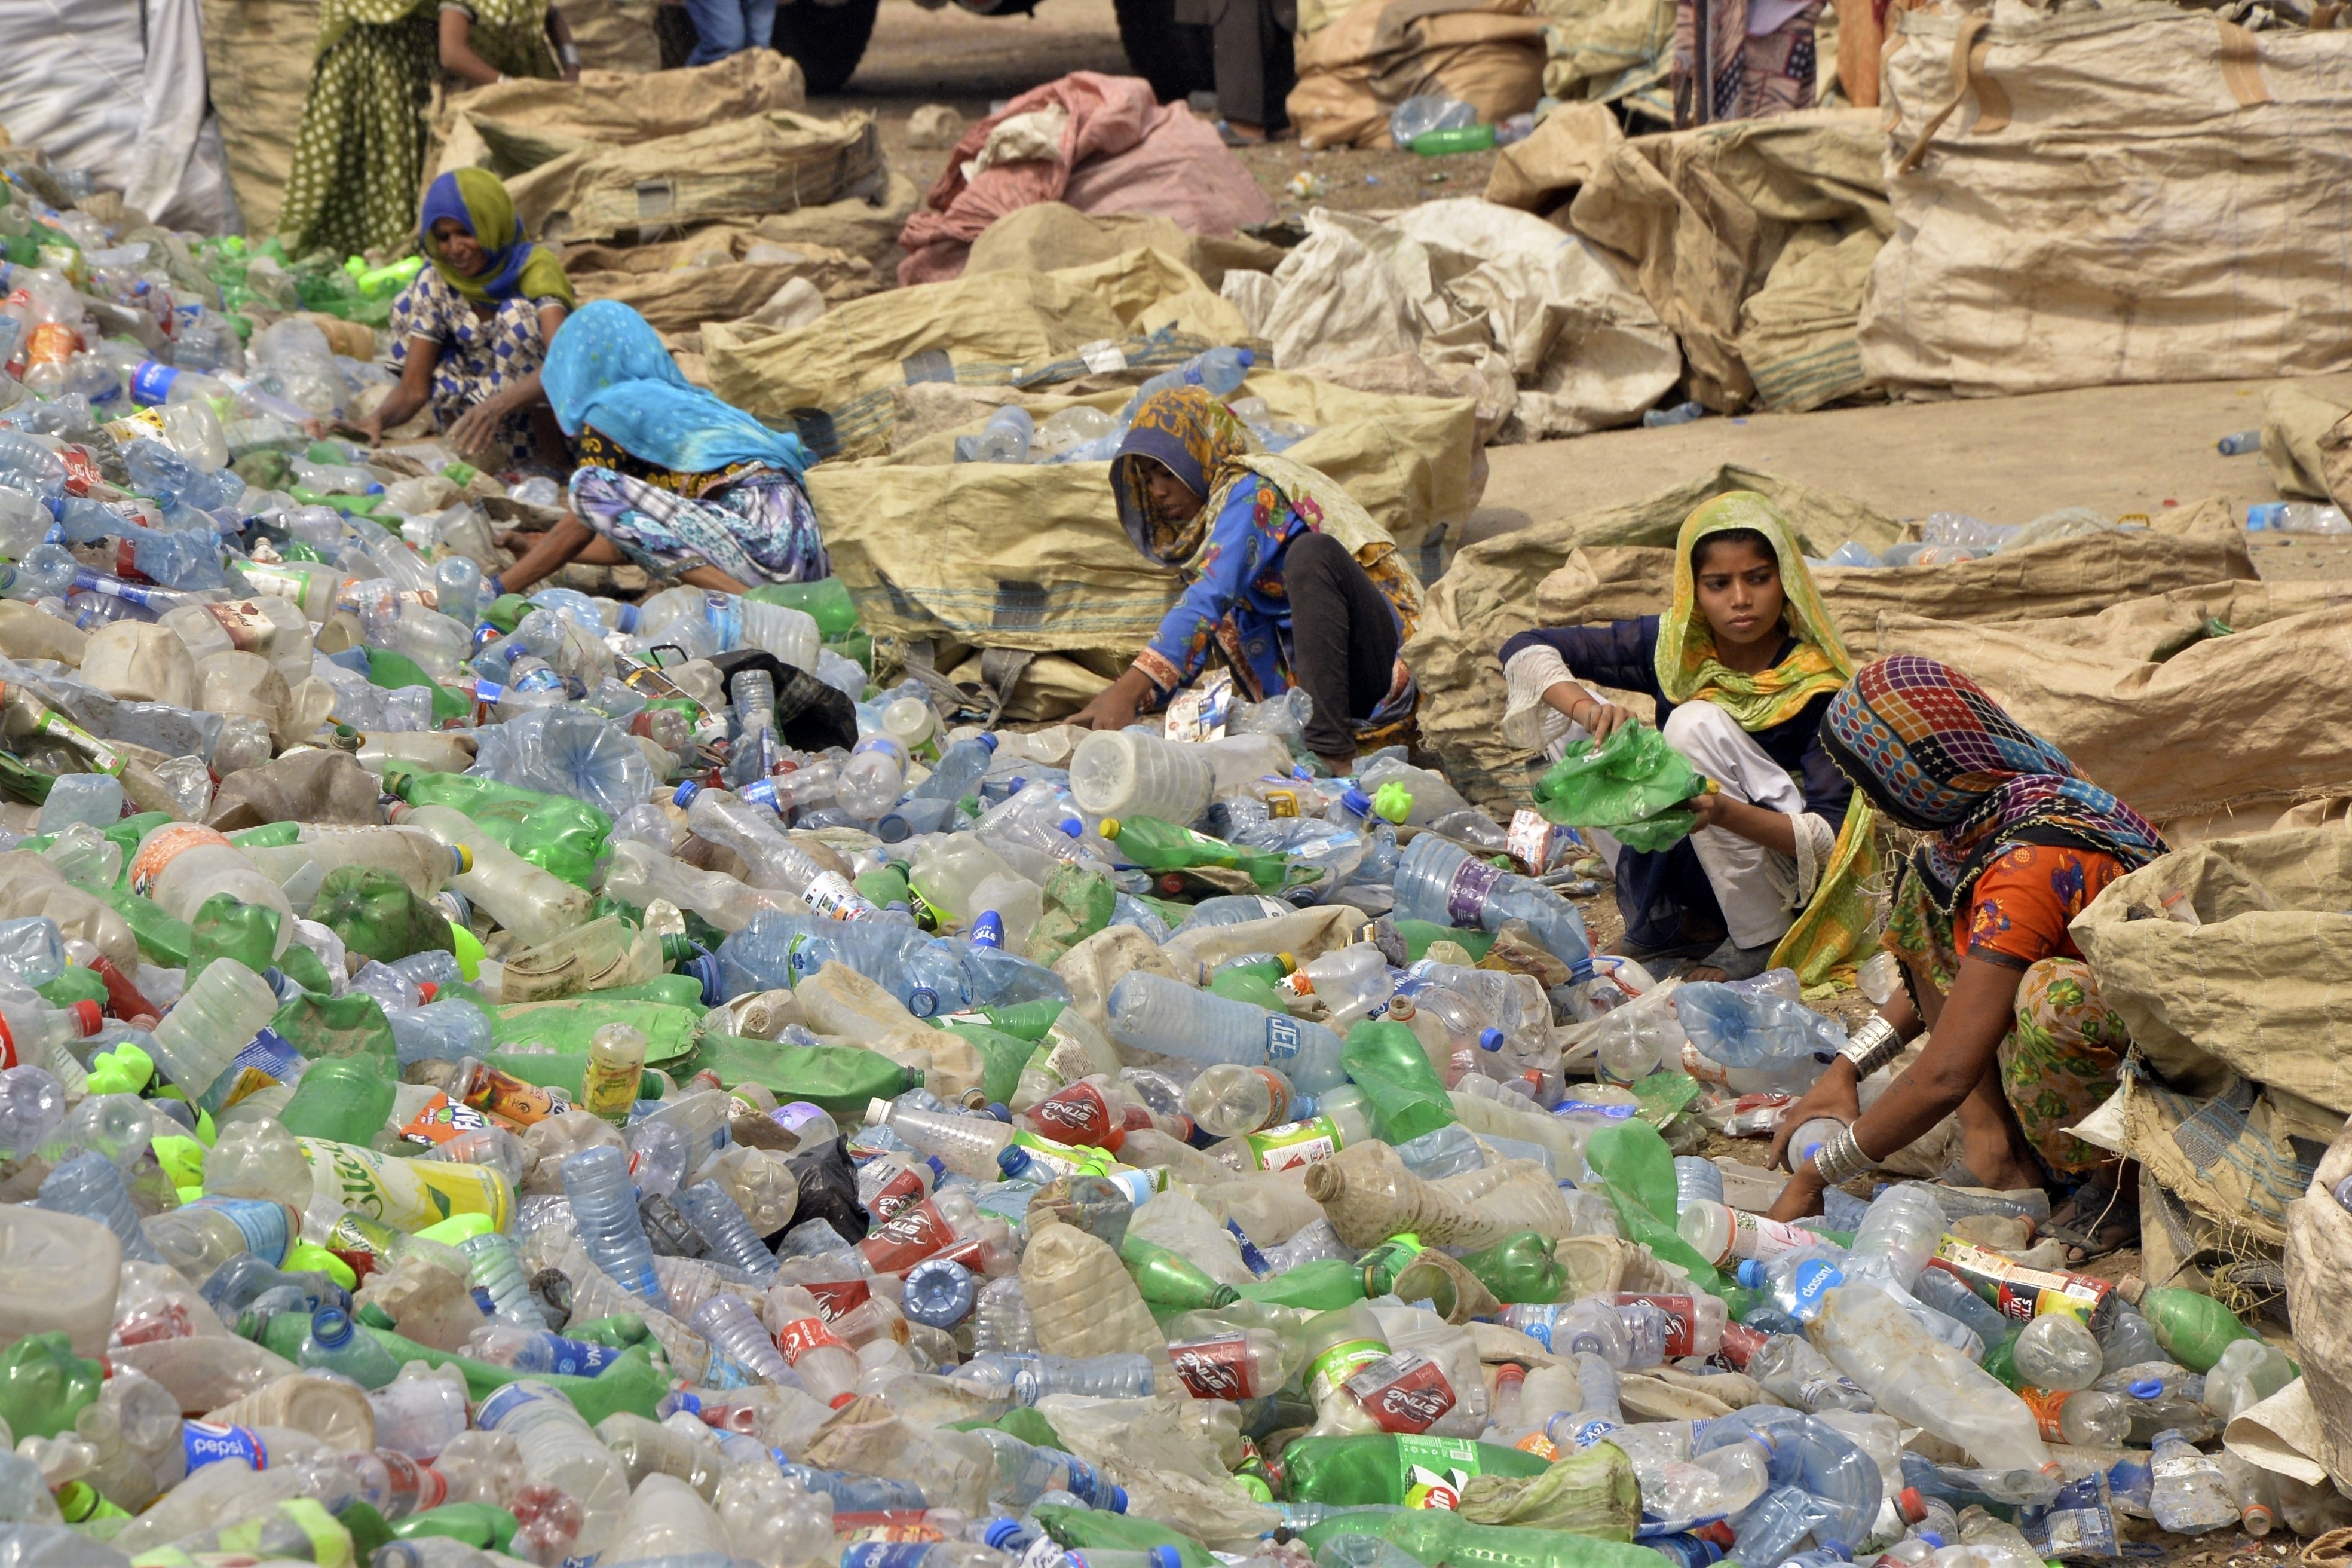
[1168,1334,1263,1399]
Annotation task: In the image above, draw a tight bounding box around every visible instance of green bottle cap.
[287,1243,358,1289]
[1371,783,1413,823]
[88,1042,155,1097]
[417,1213,495,1246]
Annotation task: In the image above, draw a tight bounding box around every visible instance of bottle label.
[202,599,281,656]
[128,822,234,898]
[1394,1434,1482,1510]
[1169,1334,1264,1399]
[841,1546,933,1568]
[577,1054,643,1123]
[474,1380,556,1431]
[1506,809,1567,875]
[1024,1081,1116,1146]
[1162,669,1232,743]
[1731,1211,1825,1261]
[198,1028,307,1117]
[1226,1219,1273,1278]
[28,709,124,776]
[803,871,871,922]
[535,1334,625,1377]
[2019,1385,2071,1442]
[805,1278,872,1320]
[1927,1238,2114,1327]
[855,1196,956,1274]
[183,1420,267,1472]
[1616,1293,1702,1358]
[1514,1432,1560,1461]
[865,1167,930,1222]
[1006,1131,1112,1181]
[1244,1115,1342,1173]
[1306,1336,1388,1404]
[188,1196,295,1267]
[1021,1027,1095,1100]
[130,361,180,406]
[1342,1349,1457,1434]
[776,1315,849,1364]
[299,1137,513,1234]
[460,1065,569,1128]
[1264,1015,1302,1065]
[1444,857,1506,926]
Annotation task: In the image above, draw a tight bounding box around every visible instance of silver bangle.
[1839,1014,1904,1078]
[1810,1124,1876,1186]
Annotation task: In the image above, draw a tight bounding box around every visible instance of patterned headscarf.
[1654,491,1854,731]
[543,301,807,478]
[1821,654,2167,912]
[1110,387,1252,568]
[419,170,574,307]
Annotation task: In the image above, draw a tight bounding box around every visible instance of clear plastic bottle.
[36,1149,166,1266]
[766,1285,863,1407]
[971,1276,1036,1355]
[298,1306,405,1386]
[1184,1064,1298,1137]
[2148,1428,2236,1533]
[688,1293,796,1385]
[1391,832,1590,973]
[391,804,590,948]
[909,733,999,803]
[957,1350,1158,1404]
[838,735,910,819]
[674,1180,777,1279]
[559,1146,665,1309]
[473,1380,632,1557]
[2011,1313,2102,1392]
[1106,972,1349,1094]
[676,783,876,918]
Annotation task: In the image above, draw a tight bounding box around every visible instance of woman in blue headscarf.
[494,301,829,598]
[359,170,574,467]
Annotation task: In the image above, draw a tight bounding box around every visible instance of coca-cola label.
[776,1315,849,1363]
[1169,1334,1262,1399]
[1615,1293,1701,1359]
[58,445,100,497]
[1444,857,1506,926]
[1025,1081,1114,1146]
[805,1278,872,1321]
[855,1197,953,1273]
[865,1166,929,1221]
[1342,1350,1457,1434]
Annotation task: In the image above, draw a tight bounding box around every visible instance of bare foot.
[1683,965,1728,984]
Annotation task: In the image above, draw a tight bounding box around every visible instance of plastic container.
[1069,730,1215,826]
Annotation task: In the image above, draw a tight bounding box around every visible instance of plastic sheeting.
[0,0,235,231]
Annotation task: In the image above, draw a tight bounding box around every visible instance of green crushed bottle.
[1215,953,1295,987]
[684,1034,924,1116]
[228,822,304,850]
[280,1057,399,1146]
[2130,1282,2263,1373]
[390,1503,520,1552]
[1031,1506,1211,1568]
[1297,1478,1649,1558]
[1356,1233,1425,1298]
[482,594,532,635]
[1393,920,1496,963]
[744,577,859,639]
[494,1000,699,1062]
[1234,1257,1365,1311]
[592,975,709,1009]
[858,863,914,912]
[254,1311,664,1424]
[935,1019,1033,1108]
[1339,1020,1456,1144]
[1279,1433,1552,1506]
[384,769,611,888]
[1209,967,1289,1013]
[1120,1233,1238,1310]
[1099,816,1296,893]
[969,998,1064,1042]
[98,886,192,968]
[35,967,108,1013]
[362,650,468,724]
[1458,1232,1569,1304]
[103,813,174,887]
[0,1333,104,1440]
[187,893,282,984]
[1585,1120,1725,1294]
[1410,124,1499,156]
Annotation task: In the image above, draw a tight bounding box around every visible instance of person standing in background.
[1180,0,1296,144]
[678,0,776,65]
[440,0,581,84]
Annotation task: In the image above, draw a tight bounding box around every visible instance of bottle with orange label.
[2017,1383,2134,1446]
[128,822,295,956]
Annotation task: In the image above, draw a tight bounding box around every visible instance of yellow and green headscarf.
[1653,490,1855,731]
[1650,491,1879,990]
[420,169,575,308]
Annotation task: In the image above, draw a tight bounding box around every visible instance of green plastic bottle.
[936,1019,1034,1108]
[35,967,109,1014]
[1100,817,1295,892]
[592,976,710,1009]
[685,1034,926,1116]
[745,577,859,639]
[1120,1233,1239,1310]
[360,651,468,724]
[1585,1120,1725,1293]
[858,863,914,913]
[390,1503,520,1552]
[1279,1433,1552,1506]
[494,999,699,1061]
[971,998,1065,1042]
[0,1333,105,1439]
[1339,1020,1456,1144]
[1410,124,1498,156]
[384,770,611,889]
[279,1057,399,1146]
[1296,1479,1649,1558]
[1393,920,1496,963]
[1457,1232,1569,1304]
[1235,1257,1365,1310]
[1356,1234,1425,1298]
[1209,967,1290,1013]
[2130,1282,2262,1373]
[255,1312,664,1424]
[98,886,193,967]
[186,893,282,984]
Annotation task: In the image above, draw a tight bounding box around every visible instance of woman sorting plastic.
[1765,654,2165,1253]
[1496,492,1876,984]
[1068,388,1421,775]
[494,301,829,599]
[358,172,575,469]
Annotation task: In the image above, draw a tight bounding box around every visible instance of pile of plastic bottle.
[951,350,1316,467]
[0,151,2325,1568]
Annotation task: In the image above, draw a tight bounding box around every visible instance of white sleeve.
[1791,811,1839,908]
[1501,643,1585,754]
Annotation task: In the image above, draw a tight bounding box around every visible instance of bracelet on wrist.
[1838,1014,1905,1079]
[1809,1123,1876,1186]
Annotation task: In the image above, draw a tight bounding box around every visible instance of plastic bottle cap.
[449,923,485,982]
[68,1000,101,1037]
[1340,786,1373,817]
[984,1520,1024,1551]
[1058,817,1082,838]
[1735,1259,1767,1289]
[977,734,999,752]
[1098,817,1122,838]
[1897,1488,1925,1524]
[449,844,474,875]
[1147,1549,1180,1568]
[311,1306,354,1346]
[997,1145,1033,1177]
[985,1102,1012,1123]
[863,1098,893,1128]
[1478,1027,1505,1051]
[2130,1379,2164,1399]
[1916,1536,1944,1551]
[672,780,703,807]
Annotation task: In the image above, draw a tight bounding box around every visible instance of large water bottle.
[954,407,1036,464]
[718,909,966,1016]
[1106,972,1348,1093]
[560,1147,665,1310]
[1673,1156,1726,1214]
[837,735,910,819]
[1116,348,1255,425]
[143,958,283,1111]
[957,1350,1159,1404]
[910,733,1000,803]
[688,1294,796,1385]
[673,1181,778,1280]
[962,1425,1126,1511]
[1676,982,1845,1092]
[473,1380,633,1555]
[1392,833,1590,974]
[676,783,876,919]
[1842,1184,1946,1294]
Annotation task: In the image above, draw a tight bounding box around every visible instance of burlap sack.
[2073,830,2352,1112]
[435,53,805,174]
[1484,100,1624,212]
[1860,5,2352,399]
[559,0,661,73]
[565,231,879,333]
[2284,1119,2352,1487]
[1536,0,1674,106]
[1288,0,1549,149]
[964,203,1285,292]
[502,110,878,243]
[1566,108,1888,412]
[2261,383,2352,509]
[199,0,318,236]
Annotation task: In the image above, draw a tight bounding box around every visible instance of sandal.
[2041,1181,2139,1263]
[1216,119,1269,146]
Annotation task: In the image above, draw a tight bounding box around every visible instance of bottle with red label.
[1166,1327,1297,1401]
[856,1153,944,1222]
[853,1186,1016,1279]
[1013,1074,1190,1152]
[765,1284,863,1406]
[1615,1293,1726,1361]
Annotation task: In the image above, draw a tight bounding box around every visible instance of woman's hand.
[1768,1059,1861,1172]
[446,396,510,464]
[1767,1163,1829,1223]
[1071,667,1156,733]
[1684,788,1728,832]
[353,410,387,446]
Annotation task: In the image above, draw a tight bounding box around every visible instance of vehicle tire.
[773,0,881,96]
[1113,0,1214,103]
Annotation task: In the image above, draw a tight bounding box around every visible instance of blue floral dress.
[387,265,559,467]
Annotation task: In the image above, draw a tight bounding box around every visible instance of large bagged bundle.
[503,111,879,244]
[1288,0,1548,149]
[434,52,806,173]
[1566,108,1888,413]
[896,73,1276,287]
[2287,1118,2352,1488]
[564,230,880,334]
[1860,5,2352,398]
[198,0,319,235]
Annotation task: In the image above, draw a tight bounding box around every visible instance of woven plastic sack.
[1530,721,1700,851]
[313,866,454,964]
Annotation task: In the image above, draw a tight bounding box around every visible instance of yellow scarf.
[1653,491,1852,730]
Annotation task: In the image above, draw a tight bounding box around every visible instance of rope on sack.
[2302,1527,2352,1567]
[1894,13,1998,174]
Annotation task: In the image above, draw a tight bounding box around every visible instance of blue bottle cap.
[970,911,1004,950]
[997,1145,1032,1177]
[1478,1027,1505,1051]
[616,603,639,632]
[1341,786,1373,817]
[983,1520,1024,1552]
[1916,1536,1944,1551]
[1148,1549,1180,1568]
[1735,1259,1767,1289]
[1058,817,1082,837]
[681,953,724,1007]
[672,780,702,807]
[985,1102,1012,1123]
[926,1157,945,1180]
[2130,1379,2164,1399]
[1236,350,1255,368]
[977,733,999,752]
[1110,1485,1129,1515]
[907,987,939,1018]
[311,1306,353,1346]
